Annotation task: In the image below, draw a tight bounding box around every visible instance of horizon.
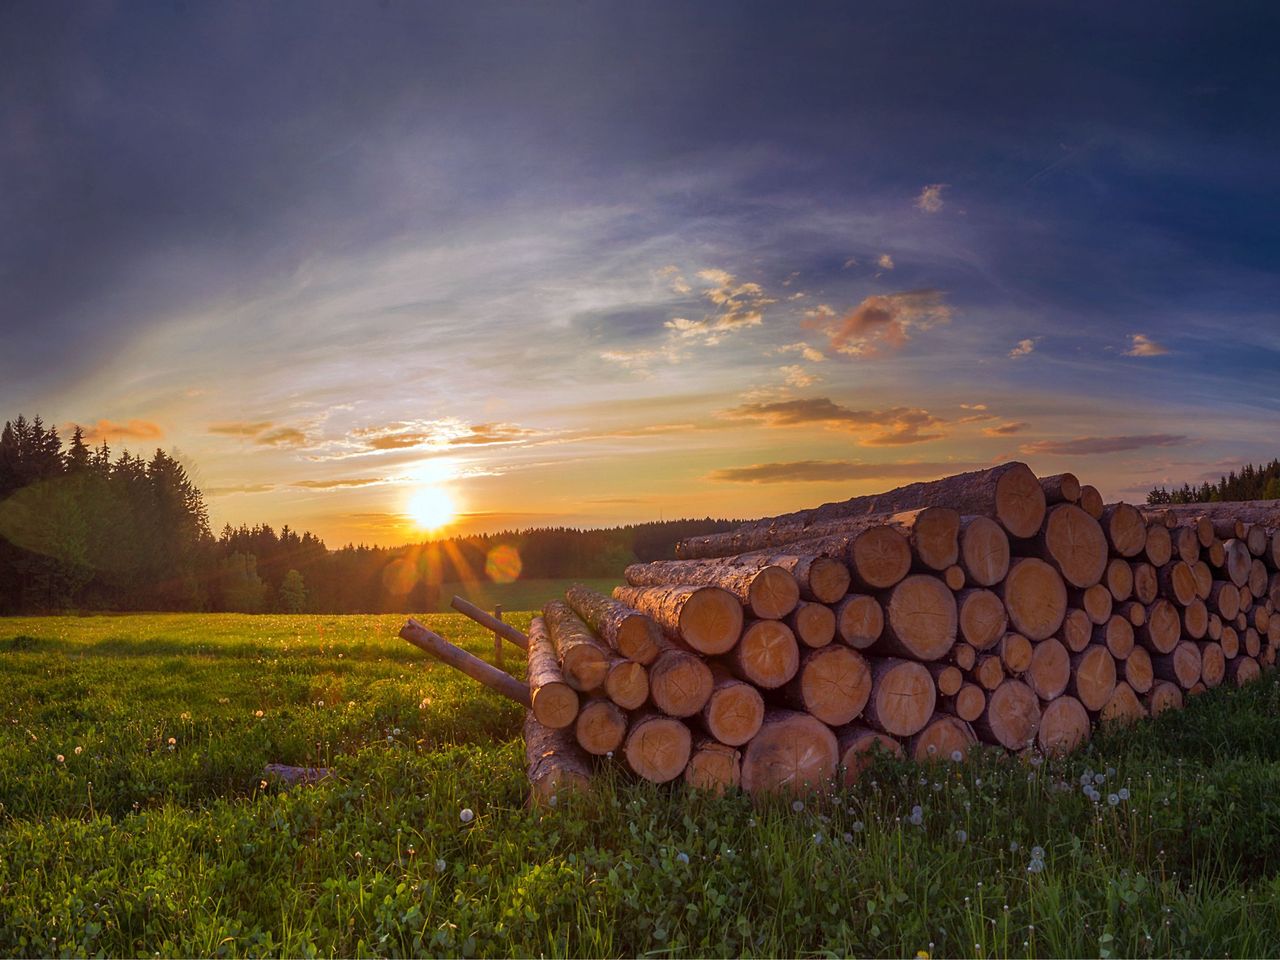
[3,2,1278,548]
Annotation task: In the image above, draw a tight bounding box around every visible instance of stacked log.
[403,463,1280,803]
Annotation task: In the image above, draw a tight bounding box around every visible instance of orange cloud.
[292,477,386,489]
[209,421,274,437]
[983,421,1029,436]
[915,183,947,213]
[257,427,308,447]
[722,397,945,445]
[807,290,952,358]
[79,419,163,442]
[708,459,984,484]
[1124,333,1169,357]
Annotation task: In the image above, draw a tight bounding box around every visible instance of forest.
[0,414,736,614]
[1147,460,1280,505]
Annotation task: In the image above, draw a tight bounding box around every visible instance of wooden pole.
[450,595,529,650]
[400,618,531,707]
[494,603,504,669]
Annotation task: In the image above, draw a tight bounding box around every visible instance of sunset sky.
[3,2,1278,546]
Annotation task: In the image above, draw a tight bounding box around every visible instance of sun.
[406,486,457,532]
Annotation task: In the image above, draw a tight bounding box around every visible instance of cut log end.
[575,699,628,755]
[788,645,872,727]
[864,658,937,737]
[649,650,714,718]
[733,619,801,689]
[747,565,802,620]
[678,586,745,655]
[624,714,692,783]
[702,676,766,746]
[1037,696,1090,756]
[910,714,977,763]
[1000,558,1068,641]
[851,525,912,590]
[834,594,884,649]
[975,679,1041,750]
[959,515,1011,587]
[740,710,839,796]
[882,574,959,661]
[1099,682,1146,728]
[836,726,904,785]
[684,740,741,795]
[995,462,1047,539]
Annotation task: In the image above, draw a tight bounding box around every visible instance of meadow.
[3,613,1280,958]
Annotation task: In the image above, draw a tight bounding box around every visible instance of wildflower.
[1118,788,1130,801]
[1093,772,1106,785]
[747,818,756,828]
[392,727,401,736]
[435,858,447,873]
[56,754,65,763]
[812,833,824,844]
[1108,793,1120,806]
[1027,858,1045,874]
[843,833,853,843]
[254,710,264,718]
[675,852,689,865]
[951,750,963,762]
[1009,841,1020,852]
[908,805,923,826]
[167,737,176,746]
[74,746,83,755]
[407,846,415,856]
[459,808,474,823]
[917,952,931,959]
[606,751,613,759]
[317,700,324,707]
[354,851,363,860]
[1031,845,1044,859]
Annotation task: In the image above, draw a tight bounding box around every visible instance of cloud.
[806,290,952,358]
[1009,338,1037,359]
[257,427,308,447]
[780,364,821,388]
[723,397,946,445]
[877,253,894,270]
[1020,434,1188,455]
[707,459,984,484]
[78,419,164,442]
[292,477,387,489]
[1124,333,1169,357]
[982,420,1029,436]
[774,341,826,362]
[915,183,947,213]
[204,482,278,496]
[663,268,775,343]
[345,418,543,454]
[209,421,274,437]
[655,264,691,295]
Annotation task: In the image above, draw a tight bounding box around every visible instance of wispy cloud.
[258,427,309,447]
[1009,338,1037,359]
[722,397,945,445]
[915,183,947,213]
[291,477,387,489]
[349,419,542,452]
[1021,434,1188,455]
[79,419,164,443]
[1124,333,1169,357]
[774,341,826,362]
[877,253,895,270]
[806,290,952,358]
[663,268,774,344]
[780,364,821,388]
[209,421,274,437]
[707,458,983,484]
[983,421,1029,436]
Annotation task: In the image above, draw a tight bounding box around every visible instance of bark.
[543,600,611,692]
[527,615,579,728]
[565,584,664,665]
[624,560,799,620]
[525,711,593,805]
[400,618,531,707]
[611,584,743,655]
[449,596,530,650]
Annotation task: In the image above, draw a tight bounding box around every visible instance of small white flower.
[392,727,401,736]
[56,754,65,763]
[459,807,474,823]
[812,833,824,844]
[1027,858,1045,874]
[843,833,853,843]
[1094,772,1106,785]
[747,818,756,828]
[1009,841,1020,852]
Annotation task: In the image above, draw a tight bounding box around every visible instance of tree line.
[1147,459,1280,505]
[0,413,737,614]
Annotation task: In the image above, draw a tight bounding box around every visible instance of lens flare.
[485,544,522,584]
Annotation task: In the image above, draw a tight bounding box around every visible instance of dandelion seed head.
[56,754,64,763]
[435,858,446,873]
[459,807,474,823]
[792,799,805,813]
[74,746,82,755]
[676,852,689,865]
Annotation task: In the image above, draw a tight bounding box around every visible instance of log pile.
[401,463,1280,803]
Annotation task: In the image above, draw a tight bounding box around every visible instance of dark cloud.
[983,421,1029,437]
[707,459,985,484]
[1020,434,1188,455]
[723,398,945,445]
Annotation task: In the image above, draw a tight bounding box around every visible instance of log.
[1060,607,1093,653]
[1227,655,1261,686]
[612,584,743,655]
[740,709,839,795]
[564,584,664,665]
[1272,531,1280,571]
[1150,501,1280,528]
[1040,472,1081,504]
[1093,615,1134,660]
[1104,558,1134,602]
[836,726,904,784]
[603,657,649,711]
[543,600,610,692]
[1132,562,1159,604]
[876,574,958,661]
[1213,518,1245,540]
[958,515,1011,587]
[730,619,800,689]
[787,600,837,649]
[1144,681,1183,716]
[1020,503,1108,588]
[944,565,966,589]
[928,662,964,697]
[1223,539,1251,587]
[648,648,714,718]
[699,668,766,746]
[1187,681,1207,697]
[1117,600,1146,628]
[623,711,693,783]
[1143,524,1173,568]
[997,557,1068,640]
[956,588,1008,650]
[974,679,1040,750]
[449,596,530,650]
[1158,561,1198,607]
[1219,623,1238,658]
[939,682,986,722]
[1078,484,1104,519]
[525,712,593,804]
[1197,641,1225,688]
[782,645,872,726]
[909,714,977,763]
[1246,523,1269,557]
[400,619,531,707]
[575,698,628,755]
[1122,645,1154,694]
[862,657,936,737]
[1100,503,1147,558]
[1068,646,1117,711]
[1250,559,1269,598]
[1098,682,1146,728]
[1037,695,1091,756]
[1245,627,1261,658]
[848,525,912,591]
[1192,561,1213,601]
[1209,581,1241,620]
[1208,539,1226,568]
[1182,598,1209,641]
[624,560,799,620]
[1166,527,1201,565]
[1026,636,1070,700]
[950,640,978,670]
[832,593,884,649]
[527,616,579,729]
[972,653,1006,691]
[1138,599,1181,654]
[1152,641,1202,690]
[1070,583,1114,625]
[684,739,742,794]
[763,554,851,604]
[999,632,1033,675]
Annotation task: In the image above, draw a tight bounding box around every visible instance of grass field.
[4,614,1280,957]
[428,579,621,614]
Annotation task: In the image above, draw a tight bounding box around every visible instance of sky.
[2,1,1279,546]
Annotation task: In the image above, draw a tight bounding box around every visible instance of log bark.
[612,584,743,655]
[956,588,1008,651]
[1026,636,1070,700]
[729,619,800,689]
[740,709,839,796]
[700,669,765,746]
[833,593,884,649]
[1143,524,1173,568]
[574,698,628,755]
[623,711,693,783]
[997,558,1068,641]
[400,619,531,707]
[782,644,872,726]
[1068,646,1117,711]
[1093,615,1134,660]
[543,600,611,692]
[875,574,958,661]
[1060,607,1092,653]
[684,739,742,795]
[565,584,664,665]
[1098,682,1146,727]
[1138,599,1181,654]
[603,657,649,711]
[624,560,799,620]
[1037,695,1090,756]
[1100,503,1147,558]
[525,712,593,804]
[1040,472,1081,504]
[1144,680,1183,716]
[1019,503,1107,588]
[909,715,977,763]
[527,616,579,729]
[787,600,837,649]
[648,648,714,718]
[958,515,1011,587]
[862,657,937,737]
[1104,558,1134,602]
[938,682,986,722]
[449,596,530,650]
[1078,484,1104,519]
[1122,645,1154,694]
[999,632,1033,675]
[974,679,1041,750]
[836,726,904,784]
[1152,641,1202,689]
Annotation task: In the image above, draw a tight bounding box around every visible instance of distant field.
[428,577,621,614]
[4,613,1280,957]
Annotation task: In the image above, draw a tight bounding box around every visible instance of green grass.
[429,578,621,614]
[3,614,1280,957]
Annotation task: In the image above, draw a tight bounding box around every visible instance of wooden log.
[574,698,628,755]
[1250,558,1269,598]
[974,679,1040,750]
[1117,600,1146,628]
[787,600,837,649]
[1212,517,1245,541]
[944,565,966,590]
[1068,646,1117,711]
[612,584,743,655]
[782,645,871,726]
[624,711,692,783]
[1060,607,1093,653]
[836,726,904,784]
[1182,598,1209,641]
[1272,531,1280,571]
[400,619,531,707]
[956,588,1007,651]
[1246,523,1269,557]
[997,558,1068,641]
[1092,614,1134,660]
[527,616,579,729]
[910,714,977,763]
[1254,606,1271,635]
[972,652,1006,691]
[1152,641,1202,690]
[848,525,913,591]
[1187,681,1208,697]
[1166,527,1201,565]
[1104,558,1134,602]
[1026,636,1070,700]
[1222,539,1251,587]
[699,668,766,746]
[1158,561,1198,607]
[1132,562,1159,604]
[729,619,800,689]
[624,560,799,620]
[1227,655,1261,686]
[876,574,958,661]
[1122,645,1154,694]
[1192,561,1213,601]
[1037,695,1091,755]
[1150,501,1280,529]
[1219,623,1238,658]
[1099,682,1146,727]
[564,584,664,665]
[999,632,1033,675]
[1197,641,1225,688]
[1209,581,1241,620]
[1100,503,1147,558]
[958,515,1011,587]
[939,682,986,722]
[543,600,610,692]
[649,648,714,718]
[767,554,851,604]
[1144,680,1183,716]
[1270,572,1280,608]
[1207,613,1223,642]
[524,712,592,804]
[862,658,936,737]
[1020,503,1108,588]
[1070,583,1114,625]
[928,662,964,697]
[1138,599,1181,654]
[1144,524,1173,568]
[450,596,529,650]
[1207,539,1226,568]
[1040,472,1081,504]
[684,739,742,795]
[950,640,977,670]
[833,593,884,649]
[603,657,650,710]
[1078,484,1104,520]
[740,709,839,795]
[1245,627,1261,658]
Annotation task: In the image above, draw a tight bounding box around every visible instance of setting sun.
[406,486,458,532]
